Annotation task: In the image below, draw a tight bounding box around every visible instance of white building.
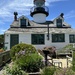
[4,0,75,50]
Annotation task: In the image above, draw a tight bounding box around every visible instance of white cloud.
[65,10,75,19]
[0,0,64,23]
[0,0,69,34]
[0,0,66,17]
[0,0,34,25]
[46,0,67,6]
[0,0,33,18]
[0,0,66,19]
[0,28,7,34]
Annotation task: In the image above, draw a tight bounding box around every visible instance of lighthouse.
[30,0,49,23]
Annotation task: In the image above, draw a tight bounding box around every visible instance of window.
[31,34,45,45]
[52,34,65,42]
[69,35,75,43]
[20,18,26,28]
[56,18,62,28]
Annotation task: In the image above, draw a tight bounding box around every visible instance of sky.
[0,0,75,34]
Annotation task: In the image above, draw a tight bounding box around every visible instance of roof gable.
[18,15,29,20]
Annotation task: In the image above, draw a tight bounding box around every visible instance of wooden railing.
[0,50,11,67]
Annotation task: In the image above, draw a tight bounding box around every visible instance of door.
[10,34,19,49]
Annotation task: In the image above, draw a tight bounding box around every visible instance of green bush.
[3,64,28,75]
[56,44,75,54]
[41,66,56,75]
[44,46,56,58]
[10,43,37,60]
[72,51,75,71]
[54,68,75,75]
[65,68,75,75]
[54,68,66,75]
[15,53,43,72]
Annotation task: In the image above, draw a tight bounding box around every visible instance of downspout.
[47,24,49,40]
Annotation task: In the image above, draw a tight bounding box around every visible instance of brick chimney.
[14,12,18,21]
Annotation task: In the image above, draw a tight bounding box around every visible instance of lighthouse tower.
[30,0,49,23]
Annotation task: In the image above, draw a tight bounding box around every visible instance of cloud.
[0,0,34,26]
[0,0,65,22]
[0,28,7,34]
[46,0,67,6]
[0,0,69,34]
[0,0,66,19]
[65,10,75,19]
[0,0,66,16]
[0,0,33,18]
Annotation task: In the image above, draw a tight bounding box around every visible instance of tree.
[0,34,4,48]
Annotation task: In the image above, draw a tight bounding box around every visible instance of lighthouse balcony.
[30,6,49,17]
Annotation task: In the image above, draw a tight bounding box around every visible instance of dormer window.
[56,18,62,28]
[20,18,26,28]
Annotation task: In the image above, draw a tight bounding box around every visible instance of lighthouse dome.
[30,0,49,23]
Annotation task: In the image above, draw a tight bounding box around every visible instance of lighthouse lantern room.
[30,0,49,23]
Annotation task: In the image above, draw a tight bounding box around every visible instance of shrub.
[15,53,43,72]
[62,44,74,51]
[57,44,74,53]
[72,50,75,71]
[54,68,67,75]
[3,64,28,75]
[41,66,56,75]
[65,68,75,75]
[54,68,75,75]
[0,49,4,53]
[10,43,37,60]
[43,46,56,58]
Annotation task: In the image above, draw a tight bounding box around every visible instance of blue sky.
[0,0,75,34]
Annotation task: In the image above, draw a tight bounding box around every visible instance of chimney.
[60,13,64,18]
[14,12,18,21]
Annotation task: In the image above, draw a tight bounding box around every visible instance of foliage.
[57,44,75,54]
[62,44,75,51]
[15,53,43,72]
[0,49,4,52]
[41,66,56,75]
[0,34,4,49]
[10,43,44,73]
[54,68,67,75]
[54,68,75,75]
[3,64,28,75]
[44,46,56,53]
[65,68,75,75]
[10,43,37,60]
[43,46,56,58]
[0,34,4,43]
[72,51,75,71]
